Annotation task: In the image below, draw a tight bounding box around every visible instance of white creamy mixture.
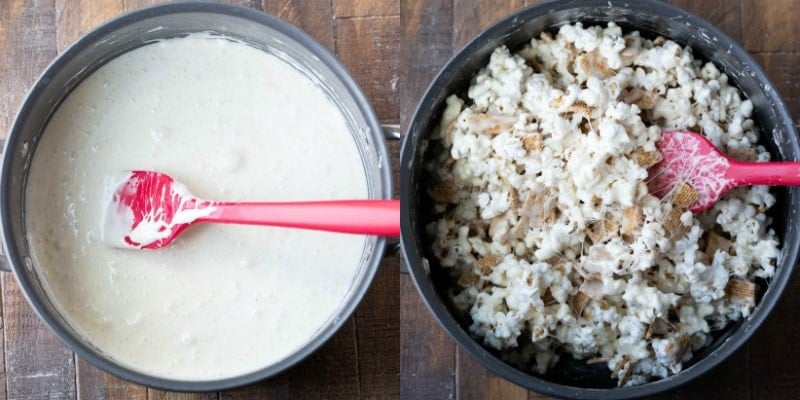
[25,36,369,380]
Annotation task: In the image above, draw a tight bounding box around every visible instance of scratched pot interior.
[404,0,799,396]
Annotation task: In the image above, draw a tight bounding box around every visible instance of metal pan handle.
[381,124,402,261]
[0,138,11,272]
[382,124,401,141]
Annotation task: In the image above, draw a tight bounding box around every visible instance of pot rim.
[400,0,799,398]
[1,1,391,392]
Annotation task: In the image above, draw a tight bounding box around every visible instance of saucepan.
[0,2,394,392]
[400,0,800,398]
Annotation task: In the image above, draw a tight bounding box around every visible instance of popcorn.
[425,22,779,386]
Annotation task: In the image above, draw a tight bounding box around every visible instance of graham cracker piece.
[587,244,612,263]
[580,118,592,134]
[645,318,671,340]
[489,217,510,244]
[578,49,612,79]
[634,92,658,110]
[522,134,543,152]
[444,120,457,146]
[611,356,634,387]
[621,87,645,104]
[570,291,591,317]
[541,287,557,306]
[567,101,593,116]
[620,46,640,59]
[725,278,756,307]
[635,181,650,201]
[580,278,604,300]
[508,188,519,209]
[521,188,559,226]
[458,269,481,288]
[728,147,758,162]
[526,57,544,72]
[677,294,695,307]
[587,212,619,243]
[485,125,506,135]
[464,113,516,136]
[663,334,689,363]
[671,180,700,209]
[621,87,658,109]
[474,254,503,275]
[663,208,688,238]
[620,205,643,234]
[631,147,663,168]
[705,231,733,258]
[427,179,458,203]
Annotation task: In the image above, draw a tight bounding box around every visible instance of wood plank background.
[0,0,399,399]
[399,0,800,399]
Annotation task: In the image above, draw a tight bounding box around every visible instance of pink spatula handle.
[198,199,400,236]
[728,160,800,186]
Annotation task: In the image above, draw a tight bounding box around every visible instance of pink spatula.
[649,130,800,213]
[103,170,399,250]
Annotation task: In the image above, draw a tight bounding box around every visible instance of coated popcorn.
[425,23,780,386]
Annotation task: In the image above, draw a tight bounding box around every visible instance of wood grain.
[264,0,335,50]
[451,0,527,49]
[76,358,147,400]
[398,0,457,398]
[0,0,58,138]
[147,391,218,400]
[742,0,800,52]
[398,0,453,128]
[746,264,800,399]
[0,1,64,399]
[335,15,401,122]
[455,351,529,400]
[285,319,362,399]
[2,275,77,400]
[333,0,399,18]
[671,0,741,42]
[354,255,401,399]
[752,53,800,124]
[55,0,124,52]
[399,276,457,400]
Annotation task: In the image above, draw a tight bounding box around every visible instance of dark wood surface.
[0,0,399,399]
[400,0,800,399]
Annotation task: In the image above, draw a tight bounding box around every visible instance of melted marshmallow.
[25,36,369,380]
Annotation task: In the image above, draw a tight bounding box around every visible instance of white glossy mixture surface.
[25,36,369,380]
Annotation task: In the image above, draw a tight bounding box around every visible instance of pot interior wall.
[4,3,388,389]
[405,0,799,391]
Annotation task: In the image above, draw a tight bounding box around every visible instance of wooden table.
[0,1,399,399]
[400,1,800,399]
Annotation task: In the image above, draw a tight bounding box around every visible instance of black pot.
[400,0,799,398]
[1,2,393,392]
